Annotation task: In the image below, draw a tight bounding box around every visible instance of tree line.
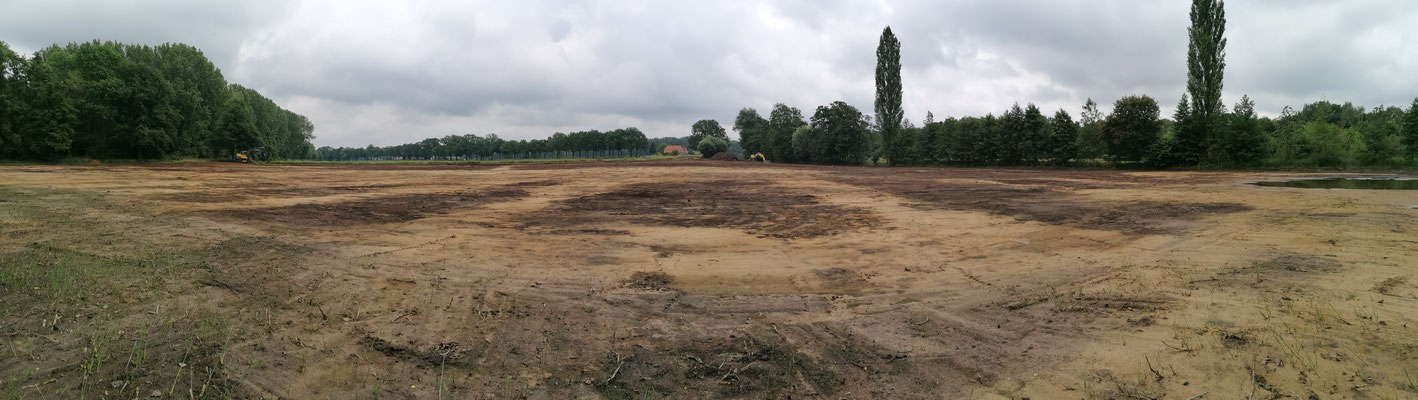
[315,128,650,161]
[0,40,315,160]
[709,0,1418,168]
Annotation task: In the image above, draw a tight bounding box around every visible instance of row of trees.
[724,95,1418,168]
[0,40,315,160]
[315,128,650,161]
[711,0,1418,168]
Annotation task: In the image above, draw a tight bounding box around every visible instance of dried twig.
[1186,392,1208,400]
[1146,356,1164,382]
[604,352,624,384]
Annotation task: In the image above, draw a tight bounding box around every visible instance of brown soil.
[529,180,878,238]
[204,186,530,226]
[1,161,1415,399]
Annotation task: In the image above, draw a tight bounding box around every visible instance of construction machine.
[234,147,266,163]
[747,153,768,162]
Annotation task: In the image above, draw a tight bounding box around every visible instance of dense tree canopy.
[1101,95,1162,162]
[733,108,770,156]
[0,40,314,160]
[766,104,806,162]
[795,101,870,165]
[315,128,650,161]
[689,119,728,150]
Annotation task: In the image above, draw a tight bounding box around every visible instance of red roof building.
[662,145,687,154]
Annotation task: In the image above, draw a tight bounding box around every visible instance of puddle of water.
[1253,178,1418,190]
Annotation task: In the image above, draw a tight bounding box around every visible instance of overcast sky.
[2,0,1415,147]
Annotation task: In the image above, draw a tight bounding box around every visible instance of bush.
[696,136,728,158]
[1101,95,1161,163]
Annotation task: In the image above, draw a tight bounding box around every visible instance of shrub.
[696,136,728,158]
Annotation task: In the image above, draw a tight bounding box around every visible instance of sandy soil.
[1,160,1415,399]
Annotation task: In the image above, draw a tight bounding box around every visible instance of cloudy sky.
[2,0,1415,147]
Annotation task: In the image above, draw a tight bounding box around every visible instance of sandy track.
[1,161,1415,399]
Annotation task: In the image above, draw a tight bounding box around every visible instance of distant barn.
[662,145,687,155]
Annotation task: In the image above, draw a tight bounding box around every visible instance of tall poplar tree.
[1184,0,1227,161]
[874,26,903,163]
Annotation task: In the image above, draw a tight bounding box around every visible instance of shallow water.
[1253,178,1418,190]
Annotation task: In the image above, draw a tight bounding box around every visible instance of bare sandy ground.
[1,161,1415,399]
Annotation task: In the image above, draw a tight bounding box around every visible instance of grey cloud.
[2,0,1415,146]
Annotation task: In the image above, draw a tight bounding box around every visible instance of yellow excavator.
[234,147,265,163]
[747,153,768,162]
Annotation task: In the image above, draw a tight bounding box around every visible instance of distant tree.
[1022,104,1049,163]
[1186,0,1227,161]
[732,108,770,155]
[1405,98,1418,161]
[1101,95,1162,163]
[1216,95,1264,164]
[875,26,904,164]
[996,104,1028,164]
[689,119,727,149]
[1046,109,1078,165]
[1299,121,1364,167]
[1170,94,1203,166]
[213,92,260,155]
[767,103,806,162]
[696,136,728,157]
[0,41,26,158]
[790,125,817,163]
[806,101,871,165]
[1076,98,1107,161]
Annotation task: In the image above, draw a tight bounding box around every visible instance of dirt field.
[1,160,1416,399]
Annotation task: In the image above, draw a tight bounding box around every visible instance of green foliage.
[696,136,729,157]
[318,128,650,161]
[767,104,807,162]
[1046,109,1078,165]
[1145,134,1184,168]
[1186,0,1227,160]
[733,108,770,155]
[1405,98,1418,161]
[790,125,816,163]
[875,26,904,164]
[689,119,728,150]
[0,40,313,160]
[1298,122,1365,167]
[1170,95,1205,165]
[1101,95,1162,163]
[1076,99,1108,160]
[1214,95,1265,165]
[798,101,871,165]
[1021,104,1050,164]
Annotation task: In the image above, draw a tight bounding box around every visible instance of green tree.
[213,91,261,155]
[689,119,727,149]
[1404,98,1418,161]
[1076,98,1107,161]
[1022,104,1049,163]
[996,104,1028,164]
[733,108,769,155]
[1185,0,1227,161]
[0,41,24,158]
[1101,95,1162,163]
[696,136,729,157]
[767,103,806,162]
[1046,109,1078,165]
[1170,95,1203,166]
[806,101,871,165]
[1216,95,1264,165]
[875,26,903,164]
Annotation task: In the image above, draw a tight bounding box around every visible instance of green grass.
[0,185,306,398]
